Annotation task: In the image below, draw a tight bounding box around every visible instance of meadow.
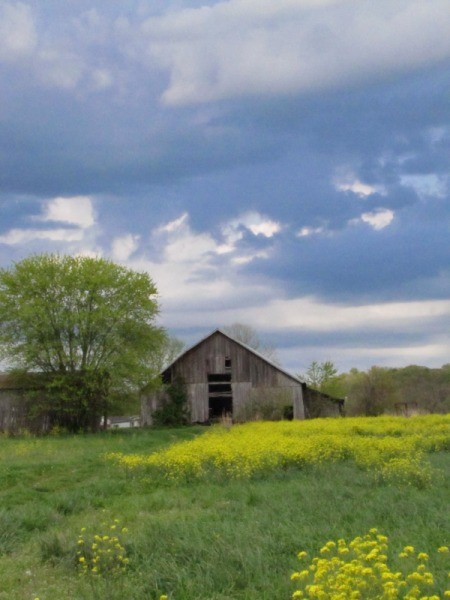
[0,415,449,599]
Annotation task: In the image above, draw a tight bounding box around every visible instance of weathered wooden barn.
[141,329,343,425]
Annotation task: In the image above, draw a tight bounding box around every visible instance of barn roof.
[162,328,304,386]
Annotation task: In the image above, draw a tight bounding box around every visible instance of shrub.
[152,378,190,426]
[233,388,292,422]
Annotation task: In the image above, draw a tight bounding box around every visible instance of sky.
[0,0,449,375]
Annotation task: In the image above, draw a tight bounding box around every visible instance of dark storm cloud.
[1,0,449,369]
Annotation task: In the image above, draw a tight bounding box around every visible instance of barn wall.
[303,388,343,418]
[0,389,50,433]
[188,383,209,422]
[0,390,26,432]
[168,332,297,387]
[232,382,252,419]
[140,389,165,426]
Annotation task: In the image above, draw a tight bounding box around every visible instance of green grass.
[0,426,448,599]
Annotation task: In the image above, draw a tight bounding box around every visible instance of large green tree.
[0,254,165,431]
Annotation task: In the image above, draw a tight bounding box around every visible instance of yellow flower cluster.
[104,415,449,485]
[77,519,129,577]
[291,529,449,599]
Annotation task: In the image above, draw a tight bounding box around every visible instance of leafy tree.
[343,367,398,416]
[302,360,338,390]
[153,335,186,372]
[0,254,165,431]
[222,322,279,363]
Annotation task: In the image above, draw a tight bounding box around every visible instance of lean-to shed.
[141,329,343,424]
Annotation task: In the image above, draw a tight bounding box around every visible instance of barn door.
[207,373,232,419]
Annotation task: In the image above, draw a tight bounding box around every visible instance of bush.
[152,378,190,426]
[234,387,292,422]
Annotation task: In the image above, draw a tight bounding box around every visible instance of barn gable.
[142,329,343,424]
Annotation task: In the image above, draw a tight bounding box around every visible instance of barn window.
[208,373,231,382]
[225,356,231,371]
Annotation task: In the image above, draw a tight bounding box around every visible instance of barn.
[141,329,343,425]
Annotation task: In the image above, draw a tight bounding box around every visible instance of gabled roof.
[162,328,304,386]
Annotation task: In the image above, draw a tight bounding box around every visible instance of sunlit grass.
[0,418,448,599]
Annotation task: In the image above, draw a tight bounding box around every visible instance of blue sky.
[1,0,449,374]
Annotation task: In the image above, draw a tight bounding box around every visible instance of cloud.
[40,196,95,228]
[222,211,281,244]
[298,226,325,238]
[400,174,447,199]
[0,196,96,248]
[240,296,450,332]
[0,2,37,62]
[137,0,450,105]
[111,233,140,261]
[350,208,395,231]
[0,227,84,245]
[334,171,386,197]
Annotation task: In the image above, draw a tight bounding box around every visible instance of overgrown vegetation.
[0,419,448,599]
[152,378,190,426]
[233,387,293,422]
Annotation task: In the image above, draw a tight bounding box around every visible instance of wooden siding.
[188,383,209,422]
[166,331,299,387]
[159,330,305,423]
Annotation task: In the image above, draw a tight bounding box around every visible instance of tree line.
[302,360,450,416]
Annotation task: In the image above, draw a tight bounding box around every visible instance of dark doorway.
[208,373,232,419]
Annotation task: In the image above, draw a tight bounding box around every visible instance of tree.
[0,254,165,431]
[222,323,279,363]
[298,360,342,396]
[153,335,186,372]
[344,367,398,416]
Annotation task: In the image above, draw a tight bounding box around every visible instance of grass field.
[0,416,449,599]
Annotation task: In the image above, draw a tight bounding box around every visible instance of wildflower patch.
[291,529,450,599]
[104,415,449,486]
[76,518,129,578]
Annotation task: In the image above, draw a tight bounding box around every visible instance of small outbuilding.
[141,329,343,425]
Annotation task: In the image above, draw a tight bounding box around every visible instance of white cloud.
[0,228,84,245]
[134,0,450,105]
[336,180,379,197]
[232,250,268,265]
[111,234,140,261]
[157,212,189,233]
[298,226,325,237]
[40,196,95,228]
[234,296,450,333]
[360,209,394,230]
[222,211,281,245]
[123,212,277,313]
[334,169,386,197]
[0,2,37,62]
[349,208,394,230]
